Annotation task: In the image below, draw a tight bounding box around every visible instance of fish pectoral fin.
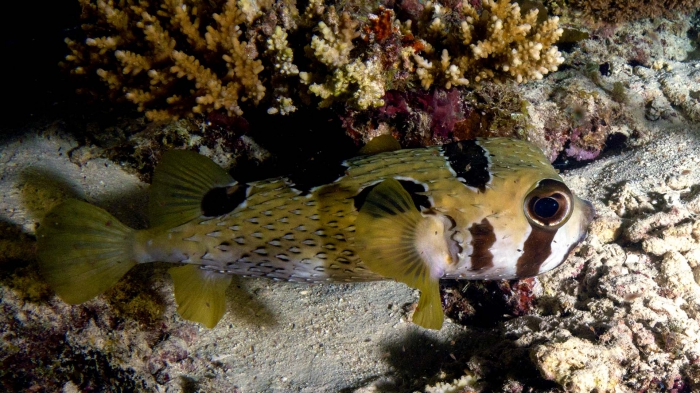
[169,265,232,329]
[357,134,402,156]
[355,178,445,330]
[149,150,234,228]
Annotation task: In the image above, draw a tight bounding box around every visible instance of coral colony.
[63,0,565,121]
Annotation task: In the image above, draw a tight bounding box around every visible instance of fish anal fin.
[149,150,235,228]
[169,264,232,328]
[355,178,447,329]
[413,279,443,330]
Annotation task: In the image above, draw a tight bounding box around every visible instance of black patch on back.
[353,180,431,212]
[201,184,248,217]
[441,140,490,192]
[284,161,347,195]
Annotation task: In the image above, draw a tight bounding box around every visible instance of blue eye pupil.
[534,197,559,218]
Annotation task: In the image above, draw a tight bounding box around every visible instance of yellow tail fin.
[36,199,137,304]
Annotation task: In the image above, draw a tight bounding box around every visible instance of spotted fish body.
[37,137,594,329]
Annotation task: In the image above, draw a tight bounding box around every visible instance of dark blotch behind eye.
[533,197,559,218]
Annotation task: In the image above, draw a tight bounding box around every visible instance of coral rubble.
[569,0,700,23]
[660,63,700,123]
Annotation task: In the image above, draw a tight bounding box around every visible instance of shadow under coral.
[364,325,561,392]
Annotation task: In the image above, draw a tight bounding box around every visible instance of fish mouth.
[576,197,596,235]
[581,198,596,221]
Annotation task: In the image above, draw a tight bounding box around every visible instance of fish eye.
[533,197,559,218]
[524,179,573,229]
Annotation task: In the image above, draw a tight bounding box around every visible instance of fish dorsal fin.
[149,150,234,228]
[357,134,402,156]
[169,264,232,328]
[354,178,448,330]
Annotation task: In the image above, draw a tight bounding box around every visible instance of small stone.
[531,337,625,393]
[666,173,691,190]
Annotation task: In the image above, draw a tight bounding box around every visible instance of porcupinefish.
[37,137,594,330]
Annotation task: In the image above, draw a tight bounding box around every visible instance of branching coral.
[409,0,564,88]
[65,0,267,121]
[299,6,387,110]
[64,0,565,120]
[265,26,299,115]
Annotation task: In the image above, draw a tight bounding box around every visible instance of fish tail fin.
[37,199,138,304]
[355,178,450,330]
